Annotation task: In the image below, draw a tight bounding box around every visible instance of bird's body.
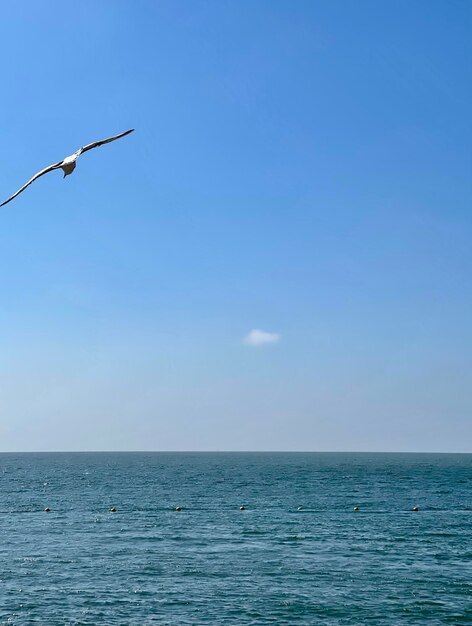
[61,154,78,177]
[1,129,134,207]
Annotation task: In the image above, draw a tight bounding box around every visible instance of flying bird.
[0,129,134,207]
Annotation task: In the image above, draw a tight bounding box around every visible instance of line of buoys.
[41,504,424,513]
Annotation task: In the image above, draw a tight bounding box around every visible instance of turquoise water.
[0,452,470,625]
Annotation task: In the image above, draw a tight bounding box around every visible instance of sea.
[0,452,470,625]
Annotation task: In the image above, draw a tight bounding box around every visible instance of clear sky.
[0,1,470,452]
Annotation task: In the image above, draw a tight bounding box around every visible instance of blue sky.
[0,1,470,452]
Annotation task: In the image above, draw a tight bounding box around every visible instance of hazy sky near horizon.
[0,1,471,452]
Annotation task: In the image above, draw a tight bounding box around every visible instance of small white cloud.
[243,329,280,347]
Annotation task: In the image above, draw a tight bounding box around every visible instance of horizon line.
[0,449,470,455]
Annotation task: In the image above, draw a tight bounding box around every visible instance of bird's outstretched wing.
[78,129,135,155]
[0,160,64,208]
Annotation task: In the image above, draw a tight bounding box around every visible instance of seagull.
[0,129,134,207]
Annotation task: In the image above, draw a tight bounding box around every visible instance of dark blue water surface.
[0,452,471,625]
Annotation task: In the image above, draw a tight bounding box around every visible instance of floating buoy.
[110,507,117,513]
[44,507,50,512]
[239,505,246,511]
[175,506,182,512]
[353,506,359,511]
[412,506,419,512]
